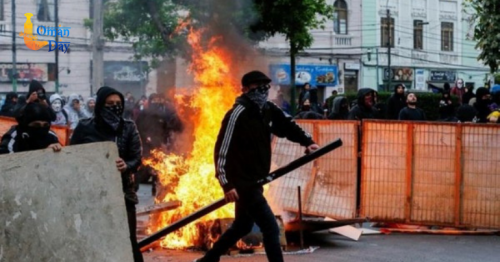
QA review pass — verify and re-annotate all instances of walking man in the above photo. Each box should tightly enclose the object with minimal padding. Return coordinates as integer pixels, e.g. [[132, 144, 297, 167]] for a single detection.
[[194, 71, 319, 262]]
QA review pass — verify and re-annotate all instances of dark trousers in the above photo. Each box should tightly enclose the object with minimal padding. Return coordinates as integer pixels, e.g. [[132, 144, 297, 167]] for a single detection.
[[202, 186, 283, 262], [126, 201, 144, 262]]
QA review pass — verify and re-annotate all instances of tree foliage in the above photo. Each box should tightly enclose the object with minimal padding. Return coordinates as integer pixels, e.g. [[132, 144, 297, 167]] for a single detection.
[[466, 0, 500, 72], [90, 0, 334, 66]]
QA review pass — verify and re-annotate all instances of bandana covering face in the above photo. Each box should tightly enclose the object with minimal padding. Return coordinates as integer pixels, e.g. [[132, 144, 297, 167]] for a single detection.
[[101, 106, 122, 131], [245, 84, 270, 109]]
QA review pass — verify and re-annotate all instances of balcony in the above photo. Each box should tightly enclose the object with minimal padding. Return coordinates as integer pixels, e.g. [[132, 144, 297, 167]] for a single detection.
[[440, 53, 459, 64], [333, 35, 352, 46]]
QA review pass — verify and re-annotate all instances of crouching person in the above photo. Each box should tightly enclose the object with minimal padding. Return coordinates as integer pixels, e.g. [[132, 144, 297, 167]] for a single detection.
[[0, 102, 62, 154], [70, 86, 143, 262]]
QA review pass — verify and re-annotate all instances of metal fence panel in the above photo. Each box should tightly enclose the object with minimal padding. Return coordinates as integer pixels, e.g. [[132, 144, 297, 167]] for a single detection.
[[461, 125, 500, 228], [303, 121, 358, 219], [412, 124, 457, 224], [361, 121, 408, 221]]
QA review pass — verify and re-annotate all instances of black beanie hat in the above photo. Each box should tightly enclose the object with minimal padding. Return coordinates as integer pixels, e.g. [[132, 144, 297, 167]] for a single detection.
[[241, 70, 271, 87], [17, 102, 52, 126]]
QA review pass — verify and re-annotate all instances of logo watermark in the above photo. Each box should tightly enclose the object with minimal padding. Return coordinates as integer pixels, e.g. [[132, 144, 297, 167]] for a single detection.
[[19, 13, 71, 53]]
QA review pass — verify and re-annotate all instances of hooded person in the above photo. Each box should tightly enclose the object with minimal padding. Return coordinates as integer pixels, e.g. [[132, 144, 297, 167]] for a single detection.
[[473, 87, 492, 123], [63, 93, 87, 130], [294, 99, 325, 119], [0, 102, 61, 154], [82, 96, 96, 118], [348, 88, 378, 120], [328, 96, 350, 120], [451, 78, 466, 104], [456, 104, 477, 123], [438, 90, 455, 121], [70, 86, 143, 262], [462, 86, 475, 105], [15, 80, 56, 122], [386, 84, 406, 119], [50, 94, 69, 126], [0, 92, 18, 117]]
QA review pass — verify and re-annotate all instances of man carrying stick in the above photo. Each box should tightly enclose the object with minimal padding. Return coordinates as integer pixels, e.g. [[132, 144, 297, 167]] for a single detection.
[[194, 71, 319, 262]]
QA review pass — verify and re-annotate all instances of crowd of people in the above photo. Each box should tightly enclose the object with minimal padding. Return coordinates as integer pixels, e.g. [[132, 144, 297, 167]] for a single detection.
[[0, 80, 184, 262], [279, 81, 500, 124]]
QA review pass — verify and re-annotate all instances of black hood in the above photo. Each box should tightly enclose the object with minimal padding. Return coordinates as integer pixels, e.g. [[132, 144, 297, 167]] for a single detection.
[[17, 102, 52, 126], [357, 88, 374, 107], [28, 80, 46, 96], [475, 87, 490, 101], [393, 84, 405, 96], [5, 92, 18, 104], [95, 86, 125, 120], [332, 96, 347, 114]]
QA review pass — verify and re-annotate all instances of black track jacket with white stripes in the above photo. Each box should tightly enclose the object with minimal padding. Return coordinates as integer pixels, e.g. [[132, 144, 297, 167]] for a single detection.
[[214, 95, 315, 192], [0, 126, 59, 154]]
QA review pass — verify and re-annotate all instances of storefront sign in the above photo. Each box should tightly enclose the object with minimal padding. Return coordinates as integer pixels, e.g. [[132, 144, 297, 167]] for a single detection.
[[269, 64, 339, 87], [383, 68, 414, 81], [0, 63, 50, 82], [430, 70, 456, 82], [104, 61, 148, 83]]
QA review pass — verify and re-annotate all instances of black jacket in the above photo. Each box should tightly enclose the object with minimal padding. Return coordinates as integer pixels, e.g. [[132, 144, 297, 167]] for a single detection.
[[386, 89, 406, 120], [348, 88, 378, 120], [70, 87, 142, 204], [0, 93, 18, 117], [0, 125, 59, 154], [215, 95, 315, 192]]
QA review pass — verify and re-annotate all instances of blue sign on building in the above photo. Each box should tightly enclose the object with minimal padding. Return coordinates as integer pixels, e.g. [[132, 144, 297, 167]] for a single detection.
[[269, 64, 339, 87]]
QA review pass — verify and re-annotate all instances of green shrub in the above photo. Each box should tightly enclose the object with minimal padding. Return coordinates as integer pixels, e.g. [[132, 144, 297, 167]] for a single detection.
[[342, 91, 460, 121]]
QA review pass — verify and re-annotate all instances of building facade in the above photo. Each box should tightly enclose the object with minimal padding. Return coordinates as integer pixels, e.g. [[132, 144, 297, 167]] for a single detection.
[[0, 0, 156, 99], [258, 0, 363, 101], [361, 0, 489, 92]]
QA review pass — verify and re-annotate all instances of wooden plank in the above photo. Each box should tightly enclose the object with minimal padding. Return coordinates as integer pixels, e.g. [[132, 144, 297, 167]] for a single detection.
[[136, 201, 182, 216]]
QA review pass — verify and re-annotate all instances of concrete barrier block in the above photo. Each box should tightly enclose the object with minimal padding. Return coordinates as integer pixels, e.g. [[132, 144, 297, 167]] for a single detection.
[[0, 142, 133, 262]]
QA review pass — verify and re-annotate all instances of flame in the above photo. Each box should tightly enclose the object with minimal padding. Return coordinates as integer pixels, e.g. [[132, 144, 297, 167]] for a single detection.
[[144, 26, 241, 248]]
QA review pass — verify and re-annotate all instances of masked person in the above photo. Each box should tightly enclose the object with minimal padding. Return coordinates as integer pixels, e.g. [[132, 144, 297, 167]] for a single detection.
[[194, 71, 319, 262], [0, 92, 18, 117], [328, 96, 350, 120], [451, 78, 466, 104], [82, 97, 96, 118], [63, 94, 87, 131], [473, 87, 492, 123], [0, 102, 62, 154], [70, 86, 143, 262], [348, 88, 378, 120], [50, 94, 69, 127], [15, 80, 56, 122]]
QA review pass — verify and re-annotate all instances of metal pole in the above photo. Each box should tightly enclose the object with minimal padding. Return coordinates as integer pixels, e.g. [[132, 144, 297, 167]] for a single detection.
[[138, 139, 343, 250], [290, 48, 297, 116], [55, 0, 59, 93], [387, 9, 392, 92], [298, 186, 304, 249], [376, 48, 379, 89], [11, 0, 17, 92], [92, 0, 104, 96]]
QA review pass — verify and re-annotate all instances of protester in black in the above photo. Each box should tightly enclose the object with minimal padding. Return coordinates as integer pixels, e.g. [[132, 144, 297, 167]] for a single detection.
[[473, 87, 492, 123], [438, 90, 455, 121], [399, 93, 426, 121], [0, 92, 18, 117], [0, 103, 61, 154], [348, 88, 378, 120], [386, 84, 406, 119], [70, 86, 143, 262], [328, 96, 349, 120], [194, 71, 319, 262]]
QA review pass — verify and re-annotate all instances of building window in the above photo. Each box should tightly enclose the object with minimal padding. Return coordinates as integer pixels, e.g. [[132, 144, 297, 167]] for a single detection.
[[441, 22, 454, 51], [0, 0, 4, 21], [381, 17, 395, 48], [333, 0, 348, 35], [414, 20, 423, 50], [37, 0, 55, 22]]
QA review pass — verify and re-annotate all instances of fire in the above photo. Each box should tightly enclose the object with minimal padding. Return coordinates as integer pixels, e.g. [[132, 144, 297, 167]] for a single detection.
[[144, 26, 241, 248]]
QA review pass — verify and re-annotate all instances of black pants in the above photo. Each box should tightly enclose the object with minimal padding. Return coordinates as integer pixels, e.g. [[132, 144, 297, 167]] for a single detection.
[[126, 201, 144, 262], [202, 186, 283, 262]]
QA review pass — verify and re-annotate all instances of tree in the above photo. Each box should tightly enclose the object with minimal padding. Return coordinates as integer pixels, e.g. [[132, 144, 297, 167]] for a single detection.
[[251, 0, 334, 113], [465, 0, 500, 73]]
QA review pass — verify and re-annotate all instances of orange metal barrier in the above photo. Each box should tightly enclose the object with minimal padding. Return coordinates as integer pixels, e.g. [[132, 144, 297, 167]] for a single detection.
[[267, 120, 359, 219], [360, 120, 500, 229], [0, 116, 70, 146]]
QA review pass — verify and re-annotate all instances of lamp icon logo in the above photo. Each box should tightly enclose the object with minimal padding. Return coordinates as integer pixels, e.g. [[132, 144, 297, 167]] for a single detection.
[[19, 13, 71, 53]]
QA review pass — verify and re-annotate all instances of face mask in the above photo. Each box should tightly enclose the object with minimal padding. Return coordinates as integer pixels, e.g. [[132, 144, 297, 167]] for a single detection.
[[246, 84, 270, 108], [25, 126, 50, 141], [457, 82, 464, 89], [101, 106, 122, 131], [51, 100, 62, 112], [302, 105, 311, 111]]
